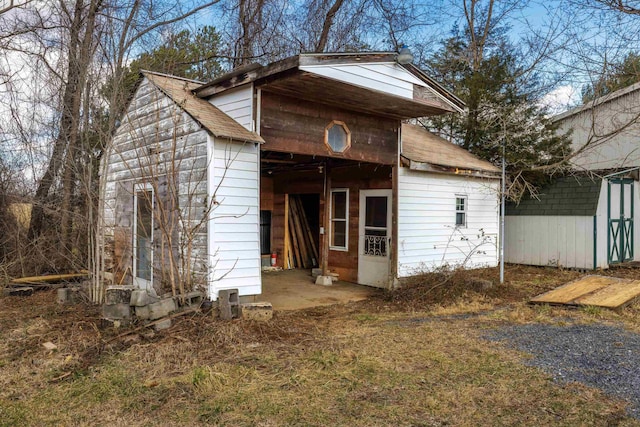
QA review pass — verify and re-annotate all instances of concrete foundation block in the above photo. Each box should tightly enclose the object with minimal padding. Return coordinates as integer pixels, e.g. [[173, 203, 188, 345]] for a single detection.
[[130, 289, 151, 307], [105, 286, 135, 305], [240, 302, 273, 321], [3, 287, 34, 297], [154, 318, 172, 331], [315, 275, 333, 286], [102, 303, 131, 320], [135, 305, 151, 320], [57, 288, 69, 304], [148, 298, 177, 321], [218, 289, 239, 320]]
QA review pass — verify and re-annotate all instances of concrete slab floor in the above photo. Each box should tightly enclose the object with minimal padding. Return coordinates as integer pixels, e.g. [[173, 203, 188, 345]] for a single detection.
[[259, 269, 379, 311]]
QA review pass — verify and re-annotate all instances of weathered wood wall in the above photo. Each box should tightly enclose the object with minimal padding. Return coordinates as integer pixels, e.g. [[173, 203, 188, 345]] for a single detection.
[[266, 164, 392, 283], [102, 78, 209, 293], [260, 92, 399, 165]]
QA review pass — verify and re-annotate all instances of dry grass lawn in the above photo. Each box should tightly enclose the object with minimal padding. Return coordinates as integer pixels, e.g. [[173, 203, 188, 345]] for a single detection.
[[2, 265, 640, 426]]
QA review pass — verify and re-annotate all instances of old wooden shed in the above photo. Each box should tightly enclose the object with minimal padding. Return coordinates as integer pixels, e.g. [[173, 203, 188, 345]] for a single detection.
[[101, 52, 500, 300]]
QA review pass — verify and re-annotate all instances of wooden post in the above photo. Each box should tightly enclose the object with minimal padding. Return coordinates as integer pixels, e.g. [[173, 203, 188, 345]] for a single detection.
[[284, 194, 290, 269], [321, 163, 331, 277], [390, 164, 399, 288]]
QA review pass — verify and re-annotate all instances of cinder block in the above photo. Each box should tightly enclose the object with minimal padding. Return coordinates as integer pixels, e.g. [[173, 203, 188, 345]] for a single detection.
[[148, 298, 176, 320], [105, 286, 135, 305], [154, 318, 172, 331], [102, 303, 131, 320], [57, 288, 69, 304], [130, 289, 150, 307], [3, 287, 34, 297], [183, 291, 204, 307], [315, 275, 333, 286], [218, 289, 239, 320], [240, 302, 273, 321]]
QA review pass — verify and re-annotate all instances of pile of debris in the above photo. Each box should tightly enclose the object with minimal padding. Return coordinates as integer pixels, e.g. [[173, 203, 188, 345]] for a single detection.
[[101, 286, 273, 329], [101, 286, 203, 330], [3, 272, 89, 297]]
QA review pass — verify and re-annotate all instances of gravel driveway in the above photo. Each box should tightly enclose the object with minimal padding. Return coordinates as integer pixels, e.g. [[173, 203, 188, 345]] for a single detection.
[[486, 323, 640, 419]]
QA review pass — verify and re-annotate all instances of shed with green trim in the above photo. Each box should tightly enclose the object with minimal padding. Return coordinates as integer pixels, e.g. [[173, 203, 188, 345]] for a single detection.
[[505, 172, 638, 269]]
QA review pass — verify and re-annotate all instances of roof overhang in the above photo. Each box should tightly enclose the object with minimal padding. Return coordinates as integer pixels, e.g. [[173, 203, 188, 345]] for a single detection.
[[401, 156, 501, 179], [143, 71, 264, 144], [194, 52, 465, 118], [258, 71, 457, 119]]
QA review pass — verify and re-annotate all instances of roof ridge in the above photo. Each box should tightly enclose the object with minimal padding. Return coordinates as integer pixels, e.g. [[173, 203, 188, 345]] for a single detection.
[[553, 80, 640, 122], [140, 70, 205, 85]]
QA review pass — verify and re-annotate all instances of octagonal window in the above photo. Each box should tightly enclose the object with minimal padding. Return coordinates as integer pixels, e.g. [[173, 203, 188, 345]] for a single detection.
[[325, 120, 351, 153]]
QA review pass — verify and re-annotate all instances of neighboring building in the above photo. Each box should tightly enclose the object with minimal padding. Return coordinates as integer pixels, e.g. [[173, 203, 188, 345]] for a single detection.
[[554, 82, 640, 171], [505, 83, 640, 269], [101, 52, 501, 300]]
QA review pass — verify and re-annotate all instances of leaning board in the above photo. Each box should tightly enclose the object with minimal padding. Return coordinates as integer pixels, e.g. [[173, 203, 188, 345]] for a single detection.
[[530, 275, 640, 309]]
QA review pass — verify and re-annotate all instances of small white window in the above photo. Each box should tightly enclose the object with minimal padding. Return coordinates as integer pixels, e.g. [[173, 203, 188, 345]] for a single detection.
[[330, 188, 349, 250], [455, 196, 467, 227]]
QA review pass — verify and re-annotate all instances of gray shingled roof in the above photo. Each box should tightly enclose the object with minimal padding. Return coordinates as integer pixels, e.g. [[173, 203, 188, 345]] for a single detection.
[[506, 176, 602, 216]]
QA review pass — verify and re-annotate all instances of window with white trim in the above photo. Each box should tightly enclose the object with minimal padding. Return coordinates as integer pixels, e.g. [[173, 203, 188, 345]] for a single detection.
[[330, 189, 349, 250], [455, 196, 467, 227]]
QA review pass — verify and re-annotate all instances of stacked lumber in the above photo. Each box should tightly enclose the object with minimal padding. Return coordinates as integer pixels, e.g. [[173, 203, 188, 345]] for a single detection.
[[284, 195, 319, 269]]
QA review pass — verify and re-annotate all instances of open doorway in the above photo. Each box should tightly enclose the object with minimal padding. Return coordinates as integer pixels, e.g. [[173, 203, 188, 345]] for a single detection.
[[285, 193, 320, 269]]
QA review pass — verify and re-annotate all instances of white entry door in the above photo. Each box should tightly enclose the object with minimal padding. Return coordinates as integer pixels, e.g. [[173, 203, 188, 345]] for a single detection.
[[358, 189, 392, 288], [133, 185, 154, 290]]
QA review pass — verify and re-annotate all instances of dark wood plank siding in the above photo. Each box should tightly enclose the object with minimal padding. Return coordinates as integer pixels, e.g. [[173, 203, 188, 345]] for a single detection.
[[260, 92, 399, 165], [265, 164, 392, 283]]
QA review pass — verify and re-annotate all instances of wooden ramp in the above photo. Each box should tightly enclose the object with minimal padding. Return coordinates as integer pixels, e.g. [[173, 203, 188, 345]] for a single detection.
[[530, 275, 640, 309]]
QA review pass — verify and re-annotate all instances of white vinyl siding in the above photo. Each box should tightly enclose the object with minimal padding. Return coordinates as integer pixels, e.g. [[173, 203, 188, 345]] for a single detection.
[[208, 136, 261, 298], [397, 168, 499, 276], [208, 85, 254, 131], [504, 179, 640, 270], [300, 62, 431, 100], [455, 195, 467, 227], [555, 86, 640, 171], [505, 216, 596, 269]]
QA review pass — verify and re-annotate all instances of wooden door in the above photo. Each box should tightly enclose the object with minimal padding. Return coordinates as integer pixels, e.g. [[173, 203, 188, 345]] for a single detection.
[[608, 179, 634, 264], [358, 189, 392, 288]]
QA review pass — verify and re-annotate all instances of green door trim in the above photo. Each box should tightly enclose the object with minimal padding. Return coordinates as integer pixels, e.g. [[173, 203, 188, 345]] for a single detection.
[[608, 178, 635, 264]]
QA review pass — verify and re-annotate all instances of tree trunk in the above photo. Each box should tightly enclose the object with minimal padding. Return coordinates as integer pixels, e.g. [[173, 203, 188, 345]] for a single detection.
[[315, 0, 345, 53]]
